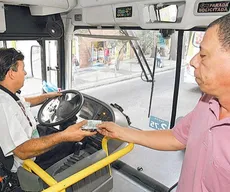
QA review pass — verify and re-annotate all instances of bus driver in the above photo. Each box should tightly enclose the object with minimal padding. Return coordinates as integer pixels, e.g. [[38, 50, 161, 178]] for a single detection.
[[0, 48, 96, 172]]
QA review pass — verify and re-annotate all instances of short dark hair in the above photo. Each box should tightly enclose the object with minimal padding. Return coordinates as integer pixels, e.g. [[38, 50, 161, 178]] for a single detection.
[[0, 48, 24, 81], [208, 13, 230, 50]]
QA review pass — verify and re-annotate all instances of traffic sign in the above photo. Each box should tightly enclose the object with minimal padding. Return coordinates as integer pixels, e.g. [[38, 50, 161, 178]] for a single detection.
[[149, 116, 169, 130]]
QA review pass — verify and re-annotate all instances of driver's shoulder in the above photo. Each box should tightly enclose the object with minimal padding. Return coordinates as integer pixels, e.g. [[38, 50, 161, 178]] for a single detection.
[[0, 93, 13, 105]]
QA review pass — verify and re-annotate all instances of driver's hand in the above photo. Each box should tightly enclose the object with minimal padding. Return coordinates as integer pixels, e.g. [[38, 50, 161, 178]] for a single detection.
[[45, 92, 62, 99], [62, 120, 96, 142], [97, 122, 124, 139]]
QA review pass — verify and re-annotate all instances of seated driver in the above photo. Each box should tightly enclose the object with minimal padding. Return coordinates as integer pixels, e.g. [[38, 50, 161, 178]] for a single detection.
[[0, 48, 96, 172]]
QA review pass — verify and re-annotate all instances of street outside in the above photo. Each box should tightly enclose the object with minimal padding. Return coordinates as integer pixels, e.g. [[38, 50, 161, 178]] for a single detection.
[[71, 57, 177, 90], [82, 68, 201, 131]]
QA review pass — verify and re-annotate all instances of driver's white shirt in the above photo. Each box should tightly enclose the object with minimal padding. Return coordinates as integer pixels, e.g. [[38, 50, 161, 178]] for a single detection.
[[0, 89, 38, 172]]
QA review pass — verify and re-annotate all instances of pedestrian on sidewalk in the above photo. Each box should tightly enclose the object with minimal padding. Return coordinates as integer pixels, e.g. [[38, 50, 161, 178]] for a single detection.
[[156, 49, 163, 68], [104, 47, 110, 64]]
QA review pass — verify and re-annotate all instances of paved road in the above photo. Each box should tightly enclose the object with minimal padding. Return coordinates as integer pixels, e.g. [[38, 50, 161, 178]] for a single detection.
[[83, 68, 201, 129]]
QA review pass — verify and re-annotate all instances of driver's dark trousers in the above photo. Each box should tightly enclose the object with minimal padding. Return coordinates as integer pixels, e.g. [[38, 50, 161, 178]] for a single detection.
[[34, 124, 76, 170]]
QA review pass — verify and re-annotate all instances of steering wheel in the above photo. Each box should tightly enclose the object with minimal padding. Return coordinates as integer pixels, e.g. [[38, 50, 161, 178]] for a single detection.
[[37, 90, 84, 126]]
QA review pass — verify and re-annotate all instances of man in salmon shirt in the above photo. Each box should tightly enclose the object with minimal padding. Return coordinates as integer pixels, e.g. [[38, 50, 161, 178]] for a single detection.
[[98, 13, 230, 192]]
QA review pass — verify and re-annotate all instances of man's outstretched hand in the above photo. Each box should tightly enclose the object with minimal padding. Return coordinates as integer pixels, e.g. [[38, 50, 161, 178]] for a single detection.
[[63, 120, 97, 142], [97, 122, 124, 139]]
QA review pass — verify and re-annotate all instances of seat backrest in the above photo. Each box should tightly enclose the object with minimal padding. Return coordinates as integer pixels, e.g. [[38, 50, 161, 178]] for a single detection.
[[0, 148, 22, 192], [0, 148, 14, 171]]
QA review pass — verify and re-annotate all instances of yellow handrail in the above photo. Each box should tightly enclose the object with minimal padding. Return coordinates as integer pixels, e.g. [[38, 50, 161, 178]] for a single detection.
[[23, 160, 65, 192], [23, 137, 134, 192]]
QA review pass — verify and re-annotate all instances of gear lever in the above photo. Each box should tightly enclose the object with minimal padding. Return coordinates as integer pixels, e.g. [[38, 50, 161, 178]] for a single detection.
[[74, 142, 83, 156]]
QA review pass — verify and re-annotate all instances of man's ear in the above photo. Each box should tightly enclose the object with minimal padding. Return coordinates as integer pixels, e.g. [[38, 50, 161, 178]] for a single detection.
[[6, 69, 16, 80]]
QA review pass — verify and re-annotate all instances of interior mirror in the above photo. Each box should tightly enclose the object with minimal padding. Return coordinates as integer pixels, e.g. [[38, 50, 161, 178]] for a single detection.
[[158, 5, 178, 22], [143, 2, 185, 24]]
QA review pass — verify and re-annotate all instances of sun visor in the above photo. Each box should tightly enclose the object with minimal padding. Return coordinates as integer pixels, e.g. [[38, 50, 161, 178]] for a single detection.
[[82, 5, 116, 25], [0, 3, 6, 33]]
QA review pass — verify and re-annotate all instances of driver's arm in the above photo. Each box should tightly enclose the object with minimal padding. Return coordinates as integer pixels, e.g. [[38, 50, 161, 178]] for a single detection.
[[13, 121, 96, 160], [13, 131, 66, 159], [25, 92, 61, 107]]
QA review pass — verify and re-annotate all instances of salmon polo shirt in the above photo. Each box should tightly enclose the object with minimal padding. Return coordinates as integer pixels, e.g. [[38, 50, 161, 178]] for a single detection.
[[172, 94, 230, 192]]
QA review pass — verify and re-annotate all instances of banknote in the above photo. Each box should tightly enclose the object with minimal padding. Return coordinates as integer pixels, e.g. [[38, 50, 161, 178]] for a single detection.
[[82, 120, 102, 131]]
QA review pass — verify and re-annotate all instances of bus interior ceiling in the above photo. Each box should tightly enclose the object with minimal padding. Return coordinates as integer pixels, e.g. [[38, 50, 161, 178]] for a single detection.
[[0, 0, 228, 192]]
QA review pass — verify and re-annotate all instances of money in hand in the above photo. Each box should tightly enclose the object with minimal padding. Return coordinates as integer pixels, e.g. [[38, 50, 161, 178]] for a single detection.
[[82, 120, 102, 131]]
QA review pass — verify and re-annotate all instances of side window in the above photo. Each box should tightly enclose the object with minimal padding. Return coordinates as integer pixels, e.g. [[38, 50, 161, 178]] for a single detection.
[[4, 40, 43, 96], [3, 40, 59, 97]]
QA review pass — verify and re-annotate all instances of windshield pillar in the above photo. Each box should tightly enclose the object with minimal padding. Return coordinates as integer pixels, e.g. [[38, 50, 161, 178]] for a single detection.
[[170, 30, 184, 128]]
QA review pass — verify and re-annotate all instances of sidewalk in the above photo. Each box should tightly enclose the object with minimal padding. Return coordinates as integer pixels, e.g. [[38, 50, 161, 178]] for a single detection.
[[21, 57, 183, 96], [72, 57, 179, 91]]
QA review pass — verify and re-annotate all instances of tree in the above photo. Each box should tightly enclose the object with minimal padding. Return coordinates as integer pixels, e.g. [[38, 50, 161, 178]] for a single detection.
[[134, 30, 156, 56], [169, 31, 178, 60]]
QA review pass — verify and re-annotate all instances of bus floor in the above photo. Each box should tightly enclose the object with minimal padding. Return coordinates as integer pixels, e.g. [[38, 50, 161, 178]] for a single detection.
[[112, 145, 184, 192]]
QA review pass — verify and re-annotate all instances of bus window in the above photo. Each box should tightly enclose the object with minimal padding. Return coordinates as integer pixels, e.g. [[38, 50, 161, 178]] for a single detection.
[[2, 40, 44, 96], [0, 40, 59, 96]]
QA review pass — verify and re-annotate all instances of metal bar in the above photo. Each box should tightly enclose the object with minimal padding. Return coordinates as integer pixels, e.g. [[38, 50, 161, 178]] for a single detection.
[[38, 40, 47, 85], [42, 140, 133, 192], [136, 43, 153, 80], [57, 36, 65, 89], [124, 30, 153, 81], [30, 46, 34, 78], [23, 137, 133, 192], [23, 160, 65, 192], [74, 33, 139, 40], [148, 46, 157, 117], [167, 182, 178, 192], [129, 39, 150, 81], [123, 30, 150, 81], [170, 30, 184, 128]]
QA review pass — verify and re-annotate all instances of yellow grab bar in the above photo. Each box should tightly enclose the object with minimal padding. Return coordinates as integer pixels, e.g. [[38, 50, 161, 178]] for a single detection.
[[23, 160, 65, 192], [23, 137, 134, 192]]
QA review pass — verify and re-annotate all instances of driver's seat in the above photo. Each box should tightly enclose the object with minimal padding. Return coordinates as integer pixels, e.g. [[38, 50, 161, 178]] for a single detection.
[[0, 148, 13, 171], [0, 148, 22, 192]]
